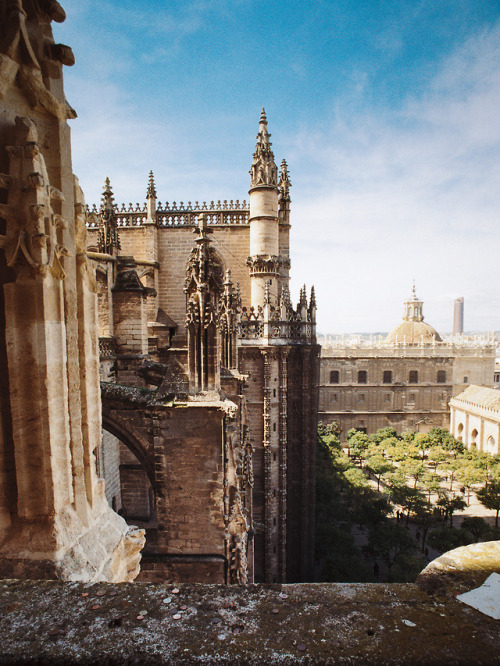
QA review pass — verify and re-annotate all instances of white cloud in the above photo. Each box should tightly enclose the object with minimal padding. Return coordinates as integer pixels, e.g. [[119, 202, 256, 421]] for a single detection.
[[288, 23, 500, 333], [58, 6, 500, 335]]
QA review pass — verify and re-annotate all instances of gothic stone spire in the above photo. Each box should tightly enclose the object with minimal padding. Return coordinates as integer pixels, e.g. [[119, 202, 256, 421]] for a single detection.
[[146, 170, 157, 199], [97, 177, 120, 254], [249, 108, 278, 189], [278, 158, 291, 205]]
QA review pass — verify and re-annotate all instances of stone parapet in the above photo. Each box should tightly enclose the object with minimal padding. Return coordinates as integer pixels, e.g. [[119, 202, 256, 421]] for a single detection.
[[86, 202, 249, 229], [0, 577, 499, 663]]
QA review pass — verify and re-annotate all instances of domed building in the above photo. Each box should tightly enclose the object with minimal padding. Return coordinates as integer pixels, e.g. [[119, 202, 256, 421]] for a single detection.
[[319, 288, 495, 436], [386, 286, 442, 345]]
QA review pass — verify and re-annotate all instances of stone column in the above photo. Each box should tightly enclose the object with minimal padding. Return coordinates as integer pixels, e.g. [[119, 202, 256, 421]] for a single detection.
[[0, 3, 144, 580]]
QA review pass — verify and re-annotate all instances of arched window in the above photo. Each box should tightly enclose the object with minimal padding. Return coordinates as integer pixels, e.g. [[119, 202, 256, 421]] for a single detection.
[[471, 428, 478, 448], [486, 436, 496, 454], [330, 370, 339, 384], [457, 422, 464, 442]]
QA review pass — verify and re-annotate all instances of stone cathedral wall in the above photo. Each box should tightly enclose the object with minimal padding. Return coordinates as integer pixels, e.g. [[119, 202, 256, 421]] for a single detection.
[[88, 224, 252, 337]]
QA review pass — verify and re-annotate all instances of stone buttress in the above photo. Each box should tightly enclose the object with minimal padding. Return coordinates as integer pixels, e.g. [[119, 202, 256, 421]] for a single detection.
[[0, 0, 144, 581]]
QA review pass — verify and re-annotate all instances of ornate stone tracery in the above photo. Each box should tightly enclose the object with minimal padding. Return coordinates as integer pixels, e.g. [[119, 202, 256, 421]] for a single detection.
[[246, 254, 290, 277], [218, 270, 241, 370], [185, 213, 224, 391]]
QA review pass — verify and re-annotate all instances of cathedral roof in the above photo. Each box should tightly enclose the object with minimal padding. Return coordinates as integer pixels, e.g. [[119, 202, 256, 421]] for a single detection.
[[385, 286, 442, 345]]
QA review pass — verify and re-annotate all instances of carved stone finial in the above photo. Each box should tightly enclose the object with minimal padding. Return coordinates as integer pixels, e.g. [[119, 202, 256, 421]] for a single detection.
[[101, 177, 115, 212], [278, 158, 291, 205], [249, 109, 278, 189], [310, 285, 316, 309], [280, 283, 291, 308], [264, 280, 271, 306], [146, 170, 157, 199], [300, 284, 308, 308], [97, 178, 120, 254]]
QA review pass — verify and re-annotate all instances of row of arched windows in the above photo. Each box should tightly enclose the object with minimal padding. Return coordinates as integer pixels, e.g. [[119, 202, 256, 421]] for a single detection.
[[456, 423, 497, 453]]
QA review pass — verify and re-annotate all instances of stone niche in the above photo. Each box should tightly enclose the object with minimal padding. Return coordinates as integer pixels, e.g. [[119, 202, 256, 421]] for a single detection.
[[0, 1, 144, 581]]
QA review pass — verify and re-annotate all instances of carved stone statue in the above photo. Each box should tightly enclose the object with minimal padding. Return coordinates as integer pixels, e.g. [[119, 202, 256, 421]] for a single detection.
[[0, 0, 75, 118]]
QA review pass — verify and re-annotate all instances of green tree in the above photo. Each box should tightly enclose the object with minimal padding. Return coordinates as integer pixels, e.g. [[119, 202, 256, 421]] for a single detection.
[[421, 471, 442, 503], [414, 505, 440, 552], [319, 420, 341, 437], [441, 433, 465, 457], [428, 526, 473, 553], [389, 440, 417, 462], [402, 430, 416, 444], [319, 529, 372, 582], [400, 459, 426, 489], [456, 464, 486, 505], [349, 432, 370, 463], [463, 448, 492, 471], [370, 426, 398, 444], [389, 483, 426, 526], [429, 427, 451, 446], [378, 436, 400, 458], [383, 468, 406, 492], [427, 445, 449, 471], [414, 433, 431, 461], [365, 454, 393, 491], [442, 458, 463, 493], [352, 493, 391, 529], [343, 467, 369, 489], [477, 480, 500, 527], [318, 421, 342, 457], [461, 516, 490, 543], [366, 523, 417, 569], [436, 493, 467, 527]]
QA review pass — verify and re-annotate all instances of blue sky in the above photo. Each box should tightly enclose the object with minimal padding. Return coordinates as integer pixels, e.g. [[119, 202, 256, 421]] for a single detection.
[[56, 0, 500, 334]]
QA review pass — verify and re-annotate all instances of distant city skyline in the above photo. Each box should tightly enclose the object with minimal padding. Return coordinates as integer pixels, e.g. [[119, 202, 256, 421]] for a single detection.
[[56, 1, 500, 333]]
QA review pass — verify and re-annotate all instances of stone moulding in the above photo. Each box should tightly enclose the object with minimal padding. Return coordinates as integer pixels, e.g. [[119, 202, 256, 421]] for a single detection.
[[246, 254, 291, 277]]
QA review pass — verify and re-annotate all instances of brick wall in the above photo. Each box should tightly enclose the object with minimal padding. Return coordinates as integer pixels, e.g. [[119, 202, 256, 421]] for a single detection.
[[156, 226, 251, 335], [154, 407, 226, 554]]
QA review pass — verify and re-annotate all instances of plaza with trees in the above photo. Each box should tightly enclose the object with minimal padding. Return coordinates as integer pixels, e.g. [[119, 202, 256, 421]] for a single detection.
[[315, 423, 500, 583]]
